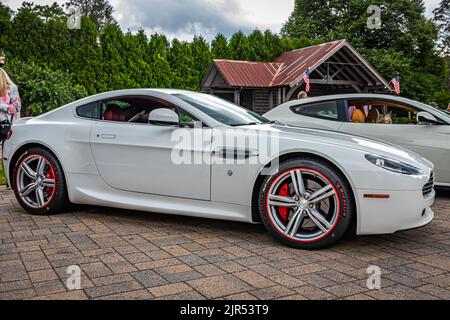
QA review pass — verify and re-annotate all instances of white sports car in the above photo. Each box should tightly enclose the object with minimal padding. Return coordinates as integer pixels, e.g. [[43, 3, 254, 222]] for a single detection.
[[2, 89, 435, 249]]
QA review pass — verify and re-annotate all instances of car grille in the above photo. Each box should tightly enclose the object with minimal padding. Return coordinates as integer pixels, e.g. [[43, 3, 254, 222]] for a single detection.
[[422, 172, 434, 198]]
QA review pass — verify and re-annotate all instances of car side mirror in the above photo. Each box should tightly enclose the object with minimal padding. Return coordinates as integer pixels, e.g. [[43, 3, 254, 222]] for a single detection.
[[149, 108, 180, 126], [417, 111, 442, 125]]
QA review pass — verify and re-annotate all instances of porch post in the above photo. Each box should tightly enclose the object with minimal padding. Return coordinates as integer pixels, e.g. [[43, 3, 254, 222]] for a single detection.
[[277, 88, 282, 106], [234, 90, 240, 105]]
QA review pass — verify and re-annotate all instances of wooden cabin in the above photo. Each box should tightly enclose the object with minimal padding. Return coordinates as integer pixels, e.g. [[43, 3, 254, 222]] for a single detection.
[[201, 40, 393, 114]]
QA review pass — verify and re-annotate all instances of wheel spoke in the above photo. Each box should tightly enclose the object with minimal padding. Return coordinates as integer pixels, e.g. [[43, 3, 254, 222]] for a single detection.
[[20, 182, 38, 197], [36, 187, 45, 207], [285, 209, 305, 237], [21, 162, 36, 179], [290, 170, 305, 197], [309, 185, 334, 203], [307, 208, 332, 233], [290, 211, 306, 237], [42, 179, 55, 188], [36, 158, 46, 175], [268, 194, 297, 208]]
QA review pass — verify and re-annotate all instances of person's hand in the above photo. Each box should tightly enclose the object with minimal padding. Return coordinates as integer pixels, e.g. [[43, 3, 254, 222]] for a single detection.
[[7, 104, 16, 115]]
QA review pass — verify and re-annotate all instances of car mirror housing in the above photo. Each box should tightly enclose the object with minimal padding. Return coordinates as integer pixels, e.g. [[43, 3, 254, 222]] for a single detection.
[[417, 111, 442, 125], [149, 108, 180, 126]]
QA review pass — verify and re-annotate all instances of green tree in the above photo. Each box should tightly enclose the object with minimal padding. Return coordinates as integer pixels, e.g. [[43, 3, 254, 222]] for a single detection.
[[211, 33, 231, 59], [147, 34, 172, 88], [169, 39, 196, 90], [0, 3, 12, 51], [263, 30, 284, 60], [248, 29, 267, 61], [99, 23, 132, 90], [282, 0, 450, 107], [434, 0, 450, 55], [69, 16, 107, 94], [65, 0, 115, 30], [190, 36, 212, 89], [229, 31, 253, 60]]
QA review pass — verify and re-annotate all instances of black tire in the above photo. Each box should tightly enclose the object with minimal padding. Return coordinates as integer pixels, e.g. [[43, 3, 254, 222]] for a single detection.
[[12, 147, 69, 215], [258, 158, 354, 250]]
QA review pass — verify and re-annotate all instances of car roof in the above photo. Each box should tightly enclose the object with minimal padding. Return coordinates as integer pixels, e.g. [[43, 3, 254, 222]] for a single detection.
[[275, 93, 450, 122], [291, 93, 415, 105], [150, 89, 195, 95]]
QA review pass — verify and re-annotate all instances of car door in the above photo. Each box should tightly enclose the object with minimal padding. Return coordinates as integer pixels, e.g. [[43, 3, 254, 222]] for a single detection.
[[340, 98, 450, 184], [89, 95, 213, 201], [283, 99, 346, 130]]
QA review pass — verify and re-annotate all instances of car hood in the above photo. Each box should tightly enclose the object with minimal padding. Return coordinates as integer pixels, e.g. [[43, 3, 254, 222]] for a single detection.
[[242, 124, 433, 169]]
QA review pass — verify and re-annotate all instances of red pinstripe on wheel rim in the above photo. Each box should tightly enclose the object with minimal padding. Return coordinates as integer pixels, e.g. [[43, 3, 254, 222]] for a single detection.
[[15, 154, 57, 209], [265, 167, 341, 243]]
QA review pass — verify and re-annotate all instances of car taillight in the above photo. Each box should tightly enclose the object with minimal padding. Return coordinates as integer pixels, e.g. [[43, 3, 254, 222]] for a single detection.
[[6, 129, 12, 140]]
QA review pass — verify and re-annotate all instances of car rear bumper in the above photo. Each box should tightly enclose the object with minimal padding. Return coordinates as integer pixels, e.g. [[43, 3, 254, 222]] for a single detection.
[[356, 189, 435, 235]]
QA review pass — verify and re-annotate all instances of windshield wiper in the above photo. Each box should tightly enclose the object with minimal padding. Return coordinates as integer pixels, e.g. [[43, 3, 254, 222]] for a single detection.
[[230, 122, 259, 127]]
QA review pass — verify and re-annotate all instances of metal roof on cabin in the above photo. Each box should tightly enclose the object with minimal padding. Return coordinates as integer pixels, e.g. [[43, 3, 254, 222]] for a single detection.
[[272, 40, 344, 86], [213, 60, 283, 88], [211, 40, 346, 88]]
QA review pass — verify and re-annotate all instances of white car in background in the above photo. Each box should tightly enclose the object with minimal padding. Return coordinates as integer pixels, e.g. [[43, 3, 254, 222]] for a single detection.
[[2, 90, 435, 249], [265, 94, 450, 187]]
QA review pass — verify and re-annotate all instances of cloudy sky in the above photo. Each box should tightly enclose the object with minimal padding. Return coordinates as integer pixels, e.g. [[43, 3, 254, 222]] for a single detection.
[[2, 0, 443, 40]]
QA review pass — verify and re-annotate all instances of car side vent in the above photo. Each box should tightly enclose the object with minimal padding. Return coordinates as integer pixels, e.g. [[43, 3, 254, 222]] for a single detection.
[[422, 172, 434, 198]]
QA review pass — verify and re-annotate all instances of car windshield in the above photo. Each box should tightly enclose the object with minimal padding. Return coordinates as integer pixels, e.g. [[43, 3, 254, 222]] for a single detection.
[[414, 100, 450, 119], [174, 93, 270, 126]]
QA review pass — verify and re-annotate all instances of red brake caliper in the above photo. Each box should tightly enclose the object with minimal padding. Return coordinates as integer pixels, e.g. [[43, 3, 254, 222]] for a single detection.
[[46, 166, 55, 196], [278, 184, 290, 222]]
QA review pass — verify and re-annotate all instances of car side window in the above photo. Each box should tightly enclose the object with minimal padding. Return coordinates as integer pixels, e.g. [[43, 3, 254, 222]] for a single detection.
[[76, 102, 100, 119], [99, 96, 201, 126], [388, 105, 418, 124], [291, 101, 339, 121], [346, 100, 418, 125]]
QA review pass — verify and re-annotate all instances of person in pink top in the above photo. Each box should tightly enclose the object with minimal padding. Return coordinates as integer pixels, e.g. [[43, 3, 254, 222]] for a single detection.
[[0, 68, 21, 122]]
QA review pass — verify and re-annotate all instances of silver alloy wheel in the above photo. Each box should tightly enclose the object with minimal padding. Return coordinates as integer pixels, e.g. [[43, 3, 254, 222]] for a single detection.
[[16, 154, 56, 209], [267, 168, 340, 242]]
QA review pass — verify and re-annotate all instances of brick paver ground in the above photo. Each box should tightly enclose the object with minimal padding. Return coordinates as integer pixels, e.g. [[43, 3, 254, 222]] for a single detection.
[[0, 185, 449, 300]]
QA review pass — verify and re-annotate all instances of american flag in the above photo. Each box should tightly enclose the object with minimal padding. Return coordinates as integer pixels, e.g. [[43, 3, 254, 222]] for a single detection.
[[303, 67, 311, 93], [390, 77, 401, 95]]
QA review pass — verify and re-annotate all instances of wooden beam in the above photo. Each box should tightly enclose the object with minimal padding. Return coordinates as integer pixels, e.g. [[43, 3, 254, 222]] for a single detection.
[[310, 79, 360, 85], [330, 66, 345, 80], [335, 49, 375, 85], [351, 85, 362, 93]]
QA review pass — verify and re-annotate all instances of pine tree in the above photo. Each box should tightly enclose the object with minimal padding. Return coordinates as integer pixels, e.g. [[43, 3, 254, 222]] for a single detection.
[[0, 3, 12, 53], [211, 33, 231, 59], [190, 36, 212, 89], [229, 31, 253, 61], [434, 0, 450, 55], [169, 39, 196, 90], [147, 34, 172, 88], [248, 29, 267, 61], [65, 0, 115, 31]]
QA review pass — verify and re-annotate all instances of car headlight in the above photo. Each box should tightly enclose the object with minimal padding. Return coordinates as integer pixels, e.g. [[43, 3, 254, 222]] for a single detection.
[[365, 154, 423, 175]]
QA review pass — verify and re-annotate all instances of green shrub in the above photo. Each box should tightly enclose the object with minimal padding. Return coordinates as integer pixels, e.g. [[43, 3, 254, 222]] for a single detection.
[[5, 60, 88, 116]]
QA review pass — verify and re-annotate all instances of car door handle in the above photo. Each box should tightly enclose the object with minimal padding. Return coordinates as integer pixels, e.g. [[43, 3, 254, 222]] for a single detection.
[[100, 134, 117, 140]]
